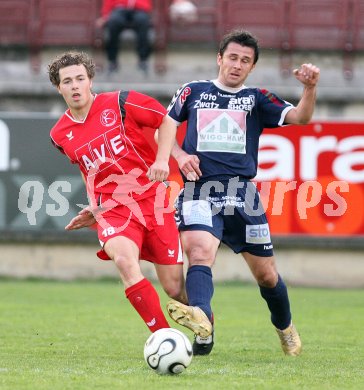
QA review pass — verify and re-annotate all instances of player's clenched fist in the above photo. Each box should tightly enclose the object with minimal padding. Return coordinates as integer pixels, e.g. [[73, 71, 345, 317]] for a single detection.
[[293, 63, 320, 87]]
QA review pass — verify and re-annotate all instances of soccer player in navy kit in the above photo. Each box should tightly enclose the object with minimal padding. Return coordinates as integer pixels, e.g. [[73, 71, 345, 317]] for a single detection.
[[48, 51, 187, 334], [165, 30, 320, 356]]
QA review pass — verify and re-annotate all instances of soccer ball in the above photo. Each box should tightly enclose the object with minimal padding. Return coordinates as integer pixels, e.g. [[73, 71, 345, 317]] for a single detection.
[[144, 328, 193, 375]]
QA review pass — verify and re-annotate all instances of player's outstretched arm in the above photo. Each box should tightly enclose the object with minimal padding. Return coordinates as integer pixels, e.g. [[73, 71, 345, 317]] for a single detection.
[[285, 63, 320, 125], [154, 123, 202, 181], [65, 206, 96, 230], [147, 115, 177, 182]]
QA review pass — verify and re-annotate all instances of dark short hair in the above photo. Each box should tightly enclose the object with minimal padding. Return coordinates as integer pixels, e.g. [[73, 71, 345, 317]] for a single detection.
[[219, 29, 259, 64], [48, 51, 95, 86]]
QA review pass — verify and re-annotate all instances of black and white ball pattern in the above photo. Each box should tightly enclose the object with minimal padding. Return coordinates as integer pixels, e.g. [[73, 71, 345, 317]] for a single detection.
[[144, 328, 193, 375]]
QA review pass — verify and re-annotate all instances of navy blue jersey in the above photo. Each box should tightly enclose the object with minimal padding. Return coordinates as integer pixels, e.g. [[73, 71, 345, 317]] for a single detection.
[[167, 79, 293, 181]]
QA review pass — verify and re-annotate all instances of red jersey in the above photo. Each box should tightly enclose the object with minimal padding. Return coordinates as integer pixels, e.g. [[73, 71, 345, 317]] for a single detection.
[[101, 0, 152, 18], [50, 90, 166, 207]]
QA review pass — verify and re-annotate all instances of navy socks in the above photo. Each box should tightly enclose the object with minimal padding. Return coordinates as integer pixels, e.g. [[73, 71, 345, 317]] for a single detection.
[[259, 274, 292, 330], [186, 265, 214, 321], [186, 267, 291, 330]]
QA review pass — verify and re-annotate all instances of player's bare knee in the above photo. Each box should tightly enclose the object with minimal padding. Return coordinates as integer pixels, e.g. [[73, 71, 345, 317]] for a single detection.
[[113, 255, 136, 273], [255, 269, 278, 288], [186, 245, 214, 266]]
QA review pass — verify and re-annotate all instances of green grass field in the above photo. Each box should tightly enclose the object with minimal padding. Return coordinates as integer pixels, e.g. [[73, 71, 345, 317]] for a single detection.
[[0, 279, 363, 390]]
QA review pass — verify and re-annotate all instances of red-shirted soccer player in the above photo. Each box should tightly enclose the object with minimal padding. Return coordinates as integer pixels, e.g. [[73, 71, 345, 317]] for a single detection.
[[48, 51, 187, 333]]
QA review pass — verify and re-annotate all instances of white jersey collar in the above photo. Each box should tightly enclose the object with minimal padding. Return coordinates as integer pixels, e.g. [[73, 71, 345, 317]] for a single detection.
[[212, 79, 247, 93]]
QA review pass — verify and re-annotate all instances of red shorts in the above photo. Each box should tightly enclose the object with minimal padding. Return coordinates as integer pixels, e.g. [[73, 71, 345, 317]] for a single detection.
[[95, 194, 183, 265]]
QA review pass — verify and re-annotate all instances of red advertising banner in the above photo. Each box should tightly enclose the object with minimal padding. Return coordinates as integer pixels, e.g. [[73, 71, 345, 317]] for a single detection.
[[255, 122, 364, 236], [167, 122, 364, 237], [144, 122, 364, 237]]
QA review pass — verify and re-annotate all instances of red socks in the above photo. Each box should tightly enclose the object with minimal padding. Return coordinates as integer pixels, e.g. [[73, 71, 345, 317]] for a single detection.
[[125, 278, 170, 332]]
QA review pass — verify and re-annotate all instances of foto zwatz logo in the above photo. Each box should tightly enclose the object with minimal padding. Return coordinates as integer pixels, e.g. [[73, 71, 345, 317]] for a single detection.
[[100, 109, 117, 127]]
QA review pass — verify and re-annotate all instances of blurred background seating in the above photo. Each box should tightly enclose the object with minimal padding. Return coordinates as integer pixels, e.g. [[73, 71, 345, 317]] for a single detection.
[[0, 0, 36, 48], [31, 0, 103, 71], [0, 0, 362, 77]]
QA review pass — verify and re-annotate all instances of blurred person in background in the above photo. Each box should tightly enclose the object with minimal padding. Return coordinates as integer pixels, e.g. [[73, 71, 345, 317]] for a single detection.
[[164, 29, 320, 356], [96, 0, 153, 74], [47, 51, 187, 334]]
